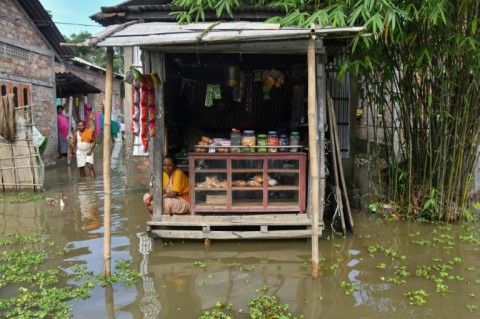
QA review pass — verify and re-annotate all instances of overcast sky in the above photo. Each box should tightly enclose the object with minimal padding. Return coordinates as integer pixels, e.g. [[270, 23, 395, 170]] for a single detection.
[[39, 0, 121, 37]]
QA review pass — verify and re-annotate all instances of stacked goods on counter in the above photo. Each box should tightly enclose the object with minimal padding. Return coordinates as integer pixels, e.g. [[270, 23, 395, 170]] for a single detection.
[[195, 176, 227, 188], [195, 136, 213, 152], [195, 136, 230, 152], [233, 175, 279, 187], [192, 130, 301, 153]]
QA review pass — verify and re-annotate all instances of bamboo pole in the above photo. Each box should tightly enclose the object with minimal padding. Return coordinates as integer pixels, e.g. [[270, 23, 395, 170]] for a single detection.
[[328, 96, 354, 232], [327, 99, 346, 235], [67, 97, 74, 165], [307, 36, 320, 279], [103, 47, 114, 277]]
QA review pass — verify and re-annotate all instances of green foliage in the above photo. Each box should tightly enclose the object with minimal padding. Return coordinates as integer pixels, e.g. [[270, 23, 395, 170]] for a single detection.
[[0, 191, 43, 204], [198, 294, 298, 319], [405, 290, 430, 306], [248, 295, 293, 319], [0, 233, 140, 318], [170, 0, 480, 221], [64, 32, 124, 74]]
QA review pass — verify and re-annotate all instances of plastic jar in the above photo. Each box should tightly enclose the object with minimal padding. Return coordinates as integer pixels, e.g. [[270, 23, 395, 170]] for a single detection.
[[279, 134, 289, 152], [267, 131, 279, 152], [257, 134, 267, 152], [290, 131, 300, 152], [230, 128, 241, 153], [241, 130, 256, 152]]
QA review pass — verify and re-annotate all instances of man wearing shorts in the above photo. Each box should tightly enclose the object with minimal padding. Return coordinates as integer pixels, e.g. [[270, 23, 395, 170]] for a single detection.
[[69, 120, 96, 179]]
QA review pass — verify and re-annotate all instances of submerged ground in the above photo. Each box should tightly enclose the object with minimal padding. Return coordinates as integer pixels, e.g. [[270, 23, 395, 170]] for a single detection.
[[1, 144, 479, 318]]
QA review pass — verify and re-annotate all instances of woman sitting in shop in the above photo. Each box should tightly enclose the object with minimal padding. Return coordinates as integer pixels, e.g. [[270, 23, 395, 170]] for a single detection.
[[143, 155, 190, 215]]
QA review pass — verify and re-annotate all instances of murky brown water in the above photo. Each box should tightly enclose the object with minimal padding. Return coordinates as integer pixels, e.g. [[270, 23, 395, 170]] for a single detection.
[[1, 143, 480, 318]]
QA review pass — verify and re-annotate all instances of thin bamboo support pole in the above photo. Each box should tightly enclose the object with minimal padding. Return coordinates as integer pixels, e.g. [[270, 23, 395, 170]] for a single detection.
[[0, 182, 42, 186], [328, 96, 354, 232], [327, 100, 346, 235], [67, 97, 74, 165], [103, 47, 114, 277], [307, 37, 320, 279]]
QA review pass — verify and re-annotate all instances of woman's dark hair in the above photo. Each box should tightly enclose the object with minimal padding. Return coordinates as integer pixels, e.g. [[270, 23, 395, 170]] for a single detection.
[[163, 154, 177, 166]]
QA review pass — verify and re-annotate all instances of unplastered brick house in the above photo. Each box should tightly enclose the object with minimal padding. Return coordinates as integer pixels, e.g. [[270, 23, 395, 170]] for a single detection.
[[0, 0, 123, 165]]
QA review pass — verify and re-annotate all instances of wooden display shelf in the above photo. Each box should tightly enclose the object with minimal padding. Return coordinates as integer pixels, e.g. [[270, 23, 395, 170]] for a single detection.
[[189, 153, 306, 214]]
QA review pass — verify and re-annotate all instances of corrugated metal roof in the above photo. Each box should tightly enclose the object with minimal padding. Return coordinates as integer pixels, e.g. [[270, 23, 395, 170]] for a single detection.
[[81, 21, 364, 53], [55, 72, 101, 98]]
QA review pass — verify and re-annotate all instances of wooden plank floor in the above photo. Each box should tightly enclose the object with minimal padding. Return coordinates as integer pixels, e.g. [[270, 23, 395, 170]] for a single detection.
[[147, 214, 324, 240]]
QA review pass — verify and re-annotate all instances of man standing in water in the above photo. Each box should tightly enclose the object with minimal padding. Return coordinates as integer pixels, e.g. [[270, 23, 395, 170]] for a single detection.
[[69, 120, 96, 179]]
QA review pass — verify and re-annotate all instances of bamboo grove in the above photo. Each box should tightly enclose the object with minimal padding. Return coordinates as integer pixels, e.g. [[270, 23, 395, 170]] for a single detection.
[[171, 0, 480, 221]]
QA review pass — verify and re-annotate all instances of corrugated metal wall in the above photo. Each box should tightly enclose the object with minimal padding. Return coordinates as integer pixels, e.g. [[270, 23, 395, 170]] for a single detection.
[[326, 57, 351, 159]]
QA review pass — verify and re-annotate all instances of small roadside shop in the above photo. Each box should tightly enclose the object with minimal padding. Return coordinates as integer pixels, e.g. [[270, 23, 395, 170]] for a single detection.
[[73, 21, 361, 244]]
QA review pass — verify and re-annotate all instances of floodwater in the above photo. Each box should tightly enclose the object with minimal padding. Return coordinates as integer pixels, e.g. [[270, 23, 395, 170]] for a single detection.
[[1, 142, 480, 319]]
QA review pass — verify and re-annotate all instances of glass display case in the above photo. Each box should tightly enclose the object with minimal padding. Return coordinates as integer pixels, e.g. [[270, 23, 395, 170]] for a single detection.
[[189, 153, 306, 214]]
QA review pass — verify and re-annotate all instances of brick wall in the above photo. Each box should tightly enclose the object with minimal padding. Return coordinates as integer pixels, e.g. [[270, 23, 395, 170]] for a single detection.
[[0, 0, 50, 50], [1, 0, 57, 164]]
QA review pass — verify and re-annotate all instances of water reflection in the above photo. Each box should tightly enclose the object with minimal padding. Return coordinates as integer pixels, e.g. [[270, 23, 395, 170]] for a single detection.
[[1, 145, 480, 319], [137, 232, 161, 318]]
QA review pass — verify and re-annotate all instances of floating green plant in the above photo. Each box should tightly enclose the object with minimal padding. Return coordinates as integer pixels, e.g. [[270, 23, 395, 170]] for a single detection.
[[0, 233, 140, 318], [256, 285, 270, 293], [240, 265, 255, 272], [194, 261, 207, 268], [340, 281, 359, 295], [467, 305, 479, 312], [393, 266, 410, 277], [405, 290, 430, 306]]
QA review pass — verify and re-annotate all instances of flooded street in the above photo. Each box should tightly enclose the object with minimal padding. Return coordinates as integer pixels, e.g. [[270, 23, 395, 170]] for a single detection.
[[1, 144, 480, 318]]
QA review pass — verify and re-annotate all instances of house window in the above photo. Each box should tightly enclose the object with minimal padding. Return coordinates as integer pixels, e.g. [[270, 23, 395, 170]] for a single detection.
[[0, 81, 31, 106], [23, 88, 28, 105], [12, 87, 18, 108]]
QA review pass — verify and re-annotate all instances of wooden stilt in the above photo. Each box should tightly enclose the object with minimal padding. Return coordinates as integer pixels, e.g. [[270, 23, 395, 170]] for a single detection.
[[307, 36, 320, 279], [103, 47, 114, 277]]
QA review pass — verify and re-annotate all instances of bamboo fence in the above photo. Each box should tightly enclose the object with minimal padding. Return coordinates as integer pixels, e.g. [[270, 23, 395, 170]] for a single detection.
[[0, 104, 44, 191]]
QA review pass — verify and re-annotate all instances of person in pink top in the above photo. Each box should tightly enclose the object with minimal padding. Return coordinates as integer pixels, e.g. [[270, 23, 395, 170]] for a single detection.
[[56, 105, 69, 159]]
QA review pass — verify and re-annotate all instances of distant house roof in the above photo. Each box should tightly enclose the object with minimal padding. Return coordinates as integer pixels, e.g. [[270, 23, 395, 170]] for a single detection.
[[55, 72, 101, 98], [70, 57, 124, 79], [17, 0, 74, 60]]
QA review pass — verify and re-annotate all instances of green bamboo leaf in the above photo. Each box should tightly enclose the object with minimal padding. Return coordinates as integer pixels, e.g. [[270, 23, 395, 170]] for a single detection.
[[348, 5, 363, 26], [338, 62, 350, 82], [472, 18, 478, 35], [351, 36, 359, 53], [468, 38, 476, 51]]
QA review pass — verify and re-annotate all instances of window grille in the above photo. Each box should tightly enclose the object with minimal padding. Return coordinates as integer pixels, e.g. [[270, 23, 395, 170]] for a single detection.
[[0, 42, 30, 62]]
